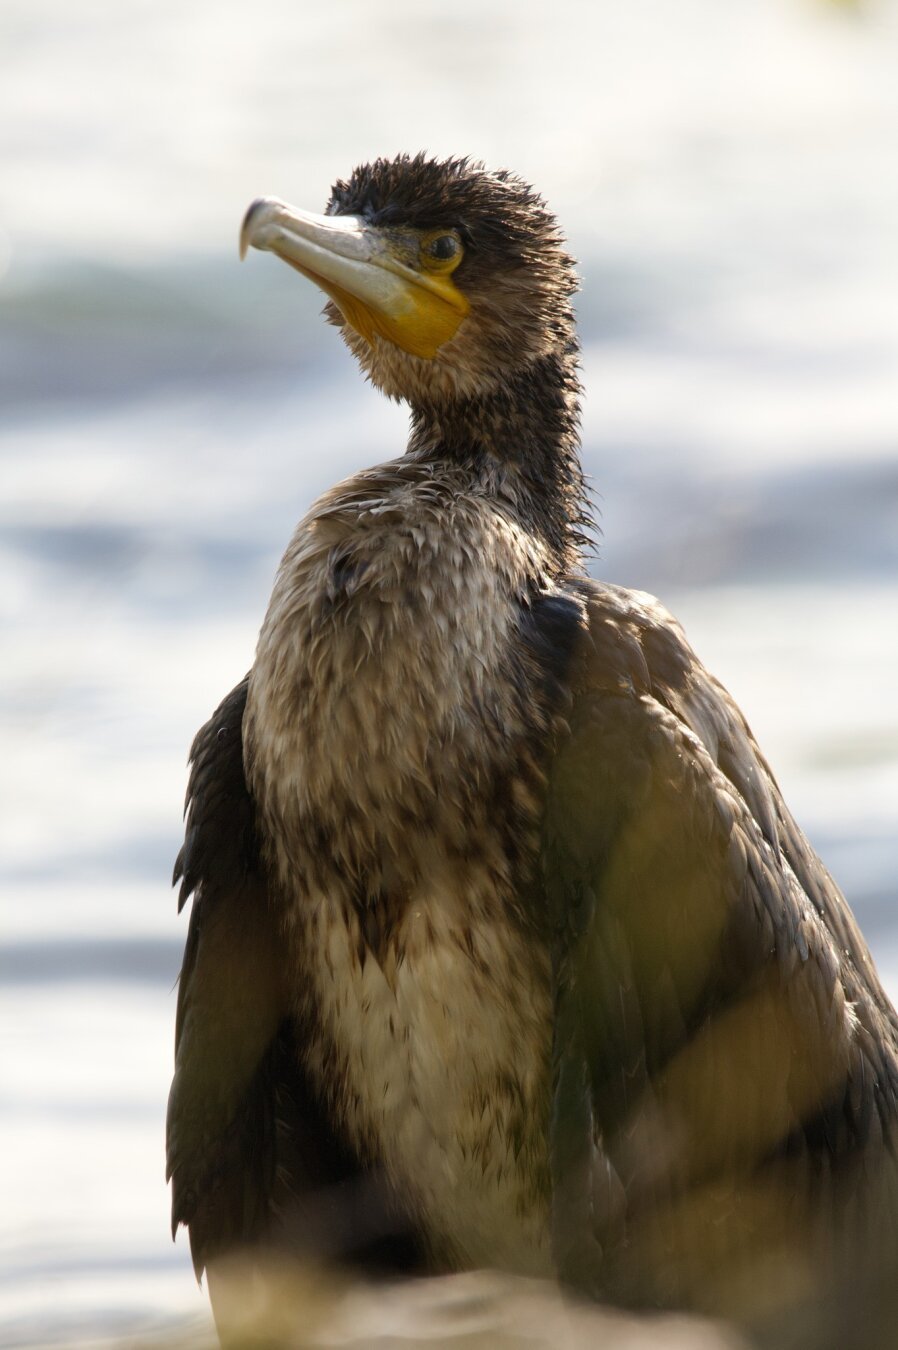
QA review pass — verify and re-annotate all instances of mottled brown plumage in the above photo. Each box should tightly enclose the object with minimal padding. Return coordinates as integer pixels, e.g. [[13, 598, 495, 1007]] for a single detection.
[[168, 155, 898, 1339]]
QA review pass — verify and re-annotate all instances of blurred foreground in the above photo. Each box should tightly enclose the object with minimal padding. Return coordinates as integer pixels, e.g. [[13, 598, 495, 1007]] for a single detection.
[[67, 1268, 746, 1350], [101, 1257, 898, 1350], [155, 1267, 747, 1350]]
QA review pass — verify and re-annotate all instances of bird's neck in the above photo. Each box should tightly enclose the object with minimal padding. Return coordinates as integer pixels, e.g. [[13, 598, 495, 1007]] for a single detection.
[[406, 349, 588, 574]]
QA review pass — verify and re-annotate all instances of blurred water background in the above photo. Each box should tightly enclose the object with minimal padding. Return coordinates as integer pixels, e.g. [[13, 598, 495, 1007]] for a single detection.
[[1, 0, 897, 1344]]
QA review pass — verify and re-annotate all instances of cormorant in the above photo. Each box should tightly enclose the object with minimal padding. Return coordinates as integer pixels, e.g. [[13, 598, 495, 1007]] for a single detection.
[[167, 154, 898, 1335]]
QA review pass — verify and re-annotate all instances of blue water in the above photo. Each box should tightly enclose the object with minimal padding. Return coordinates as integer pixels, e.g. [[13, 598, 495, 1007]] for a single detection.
[[2, 0, 897, 1342]]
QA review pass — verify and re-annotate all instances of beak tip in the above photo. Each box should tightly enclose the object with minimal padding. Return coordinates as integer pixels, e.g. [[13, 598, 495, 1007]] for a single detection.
[[239, 196, 276, 261]]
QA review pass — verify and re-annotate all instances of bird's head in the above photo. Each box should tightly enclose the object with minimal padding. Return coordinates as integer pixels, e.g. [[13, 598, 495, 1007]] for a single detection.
[[240, 154, 578, 407]]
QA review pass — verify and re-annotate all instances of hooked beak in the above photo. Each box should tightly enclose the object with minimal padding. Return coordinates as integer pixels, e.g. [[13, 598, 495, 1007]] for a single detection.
[[240, 197, 469, 360]]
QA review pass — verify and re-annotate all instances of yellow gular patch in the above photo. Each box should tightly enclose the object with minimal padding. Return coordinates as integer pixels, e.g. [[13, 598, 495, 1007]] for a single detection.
[[285, 260, 469, 360], [336, 272, 469, 360]]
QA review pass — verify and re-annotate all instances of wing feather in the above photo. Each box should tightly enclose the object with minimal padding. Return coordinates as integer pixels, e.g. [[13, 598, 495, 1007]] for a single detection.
[[543, 580, 898, 1313], [167, 678, 288, 1273]]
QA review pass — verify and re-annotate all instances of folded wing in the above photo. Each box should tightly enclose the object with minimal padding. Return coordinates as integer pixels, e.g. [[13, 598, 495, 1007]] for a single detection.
[[542, 581, 898, 1316]]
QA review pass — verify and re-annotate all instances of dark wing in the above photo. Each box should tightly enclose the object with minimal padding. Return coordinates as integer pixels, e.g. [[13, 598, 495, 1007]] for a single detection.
[[541, 580, 898, 1316], [168, 678, 415, 1286], [167, 677, 290, 1277]]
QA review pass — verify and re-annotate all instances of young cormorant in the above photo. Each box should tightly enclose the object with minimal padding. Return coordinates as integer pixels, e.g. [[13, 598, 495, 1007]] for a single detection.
[[167, 154, 898, 1330]]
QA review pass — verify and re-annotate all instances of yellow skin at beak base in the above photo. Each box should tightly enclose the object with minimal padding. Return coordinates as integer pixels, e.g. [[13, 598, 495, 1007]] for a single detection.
[[297, 261, 468, 361]]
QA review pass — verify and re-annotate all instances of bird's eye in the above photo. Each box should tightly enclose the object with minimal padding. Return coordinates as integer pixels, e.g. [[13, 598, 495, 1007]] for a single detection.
[[427, 235, 458, 260], [419, 230, 463, 272]]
